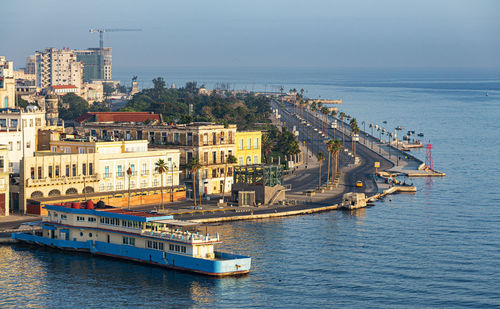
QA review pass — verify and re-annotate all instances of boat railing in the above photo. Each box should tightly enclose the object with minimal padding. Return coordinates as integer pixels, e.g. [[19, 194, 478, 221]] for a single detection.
[[140, 229, 219, 243]]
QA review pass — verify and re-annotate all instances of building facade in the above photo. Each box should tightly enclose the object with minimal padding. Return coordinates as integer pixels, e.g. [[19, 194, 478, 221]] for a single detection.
[[235, 131, 262, 166], [0, 106, 48, 173], [0, 56, 16, 109], [15, 144, 181, 213], [75, 48, 112, 82], [79, 122, 237, 196], [0, 145, 9, 216], [34, 48, 83, 89]]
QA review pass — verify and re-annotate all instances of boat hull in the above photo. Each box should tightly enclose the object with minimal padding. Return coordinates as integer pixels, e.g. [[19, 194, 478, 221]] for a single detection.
[[12, 232, 251, 277]]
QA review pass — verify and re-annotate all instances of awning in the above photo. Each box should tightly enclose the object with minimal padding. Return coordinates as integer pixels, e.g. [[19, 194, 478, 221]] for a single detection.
[[41, 224, 57, 230]]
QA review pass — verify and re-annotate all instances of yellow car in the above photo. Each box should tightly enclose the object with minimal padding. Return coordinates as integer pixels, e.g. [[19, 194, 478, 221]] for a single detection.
[[355, 181, 363, 187]]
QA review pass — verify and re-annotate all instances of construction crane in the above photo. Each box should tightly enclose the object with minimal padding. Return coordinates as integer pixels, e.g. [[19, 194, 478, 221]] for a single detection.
[[89, 28, 142, 50]]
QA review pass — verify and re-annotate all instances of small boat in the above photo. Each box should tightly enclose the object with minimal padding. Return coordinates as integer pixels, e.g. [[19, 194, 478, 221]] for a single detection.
[[383, 121, 387, 124], [396, 126, 403, 130], [418, 133, 424, 137], [486, 92, 488, 96]]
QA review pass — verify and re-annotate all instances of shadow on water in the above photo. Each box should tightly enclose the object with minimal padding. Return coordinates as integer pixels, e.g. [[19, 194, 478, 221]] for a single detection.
[[2, 244, 250, 308]]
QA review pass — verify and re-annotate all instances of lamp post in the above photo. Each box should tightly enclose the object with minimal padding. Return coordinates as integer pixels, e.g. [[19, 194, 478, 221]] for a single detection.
[[171, 162, 177, 202], [369, 123, 374, 149], [126, 166, 132, 209], [377, 127, 381, 153]]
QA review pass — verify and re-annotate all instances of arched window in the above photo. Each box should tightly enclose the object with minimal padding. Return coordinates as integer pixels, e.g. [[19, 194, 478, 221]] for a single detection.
[[246, 156, 252, 165], [83, 186, 94, 193], [48, 189, 61, 196], [31, 191, 43, 198], [65, 188, 78, 195]]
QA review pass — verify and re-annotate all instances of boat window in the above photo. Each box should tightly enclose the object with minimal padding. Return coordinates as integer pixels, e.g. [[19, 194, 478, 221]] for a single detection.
[[89, 233, 92, 237]]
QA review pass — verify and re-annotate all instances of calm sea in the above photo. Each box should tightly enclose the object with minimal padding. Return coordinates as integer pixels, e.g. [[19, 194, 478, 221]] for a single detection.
[[1, 68, 499, 308]]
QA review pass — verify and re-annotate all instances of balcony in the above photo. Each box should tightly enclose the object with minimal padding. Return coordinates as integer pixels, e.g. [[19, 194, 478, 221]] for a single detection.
[[141, 170, 150, 176]]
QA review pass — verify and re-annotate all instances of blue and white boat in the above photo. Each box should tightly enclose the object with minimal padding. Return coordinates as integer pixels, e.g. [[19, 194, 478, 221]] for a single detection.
[[12, 203, 251, 277]]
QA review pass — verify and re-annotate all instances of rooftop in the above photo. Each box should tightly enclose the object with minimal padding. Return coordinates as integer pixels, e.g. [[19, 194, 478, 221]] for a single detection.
[[75, 112, 162, 124]]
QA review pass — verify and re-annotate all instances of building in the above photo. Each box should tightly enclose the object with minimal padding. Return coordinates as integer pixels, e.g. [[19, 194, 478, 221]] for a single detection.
[[49, 85, 80, 95], [0, 56, 16, 108], [14, 138, 182, 214], [25, 55, 36, 75], [34, 48, 83, 89], [0, 106, 48, 173], [0, 145, 9, 216], [78, 121, 237, 197], [75, 48, 112, 82], [234, 131, 262, 166]]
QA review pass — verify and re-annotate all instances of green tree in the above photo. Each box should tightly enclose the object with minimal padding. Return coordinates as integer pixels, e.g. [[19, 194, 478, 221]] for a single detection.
[[154, 159, 168, 210], [332, 139, 342, 177], [262, 134, 273, 163], [316, 151, 325, 189], [103, 83, 115, 98], [59, 93, 89, 121], [187, 157, 202, 206], [222, 154, 237, 202]]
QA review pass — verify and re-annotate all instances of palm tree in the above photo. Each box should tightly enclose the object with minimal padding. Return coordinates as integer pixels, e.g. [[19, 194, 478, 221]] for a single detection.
[[222, 154, 237, 202], [339, 112, 346, 146], [262, 134, 273, 163], [187, 157, 202, 206], [352, 125, 360, 157], [333, 139, 342, 178], [326, 139, 334, 184], [154, 159, 168, 210], [316, 151, 325, 189]]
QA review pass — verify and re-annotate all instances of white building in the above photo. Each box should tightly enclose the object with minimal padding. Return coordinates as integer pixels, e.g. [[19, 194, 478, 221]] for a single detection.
[[0, 106, 47, 173], [0, 56, 16, 109], [34, 48, 83, 89]]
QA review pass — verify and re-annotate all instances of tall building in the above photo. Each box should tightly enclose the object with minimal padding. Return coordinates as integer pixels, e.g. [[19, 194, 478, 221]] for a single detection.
[[25, 55, 36, 75], [34, 48, 83, 89], [0, 56, 16, 108], [75, 48, 112, 82]]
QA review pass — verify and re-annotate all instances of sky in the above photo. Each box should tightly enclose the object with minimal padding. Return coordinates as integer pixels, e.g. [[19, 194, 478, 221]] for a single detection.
[[1, 0, 499, 70]]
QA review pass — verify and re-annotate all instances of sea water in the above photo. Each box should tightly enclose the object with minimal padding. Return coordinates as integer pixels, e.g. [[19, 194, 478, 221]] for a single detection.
[[1, 68, 499, 308]]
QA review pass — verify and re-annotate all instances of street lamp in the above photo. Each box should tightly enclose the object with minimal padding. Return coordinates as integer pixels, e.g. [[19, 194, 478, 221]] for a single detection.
[[126, 166, 132, 209], [362, 121, 366, 144], [171, 162, 177, 202]]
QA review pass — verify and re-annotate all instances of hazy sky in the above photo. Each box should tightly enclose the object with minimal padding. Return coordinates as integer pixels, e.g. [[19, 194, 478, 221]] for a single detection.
[[1, 0, 499, 69]]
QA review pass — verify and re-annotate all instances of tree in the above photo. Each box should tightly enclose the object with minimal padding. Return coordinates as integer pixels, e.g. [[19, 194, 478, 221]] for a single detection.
[[333, 139, 342, 177], [103, 83, 115, 98], [222, 154, 237, 202], [16, 96, 32, 109], [262, 134, 273, 163], [339, 112, 346, 146], [326, 140, 334, 184], [187, 157, 202, 206], [316, 151, 325, 189], [352, 125, 360, 157], [59, 93, 89, 121], [155, 159, 168, 210]]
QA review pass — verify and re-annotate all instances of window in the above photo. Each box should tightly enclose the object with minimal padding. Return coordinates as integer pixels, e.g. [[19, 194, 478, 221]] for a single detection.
[[254, 156, 259, 164], [17, 141, 21, 150], [88, 217, 96, 222], [82, 163, 86, 176], [117, 165, 123, 177], [48, 166, 53, 178], [153, 178, 159, 186], [116, 182, 123, 190], [65, 165, 70, 176], [89, 163, 93, 175], [212, 151, 217, 164], [77, 216, 85, 222], [254, 137, 259, 149], [51, 146, 57, 152], [107, 183, 113, 191], [147, 240, 163, 250], [72, 164, 77, 176], [104, 166, 110, 177], [123, 236, 135, 246], [79, 147, 85, 154], [239, 139, 243, 150], [141, 163, 147, 175], [61, 214, 67, 220], [55, 165, 59, 177], [246, 156, 252, 165], [141, 179, 148, 188], [8, 142, 12, 151], [247, 138, 251, 150], [130, 180, 136, 189], [212, 132, 217, 145], [65, 147, 71, 154]]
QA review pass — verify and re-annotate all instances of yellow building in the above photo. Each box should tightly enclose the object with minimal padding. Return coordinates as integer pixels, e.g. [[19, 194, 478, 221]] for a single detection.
[[235, 131, 262, 166], [0, 145, 9, 216], [12, 138, 181, 214]]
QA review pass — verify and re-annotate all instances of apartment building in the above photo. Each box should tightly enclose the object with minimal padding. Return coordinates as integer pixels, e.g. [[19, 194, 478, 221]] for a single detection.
[[235, 131, 262, 166], [75, 48, 112, 82], [0, 145, 9, 216], [34, 48, 83, 89], [79, 122, 237, 196], [0, 56, 16, 109], [0, 106, 48, 173], [14, 139, 181, 213]]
